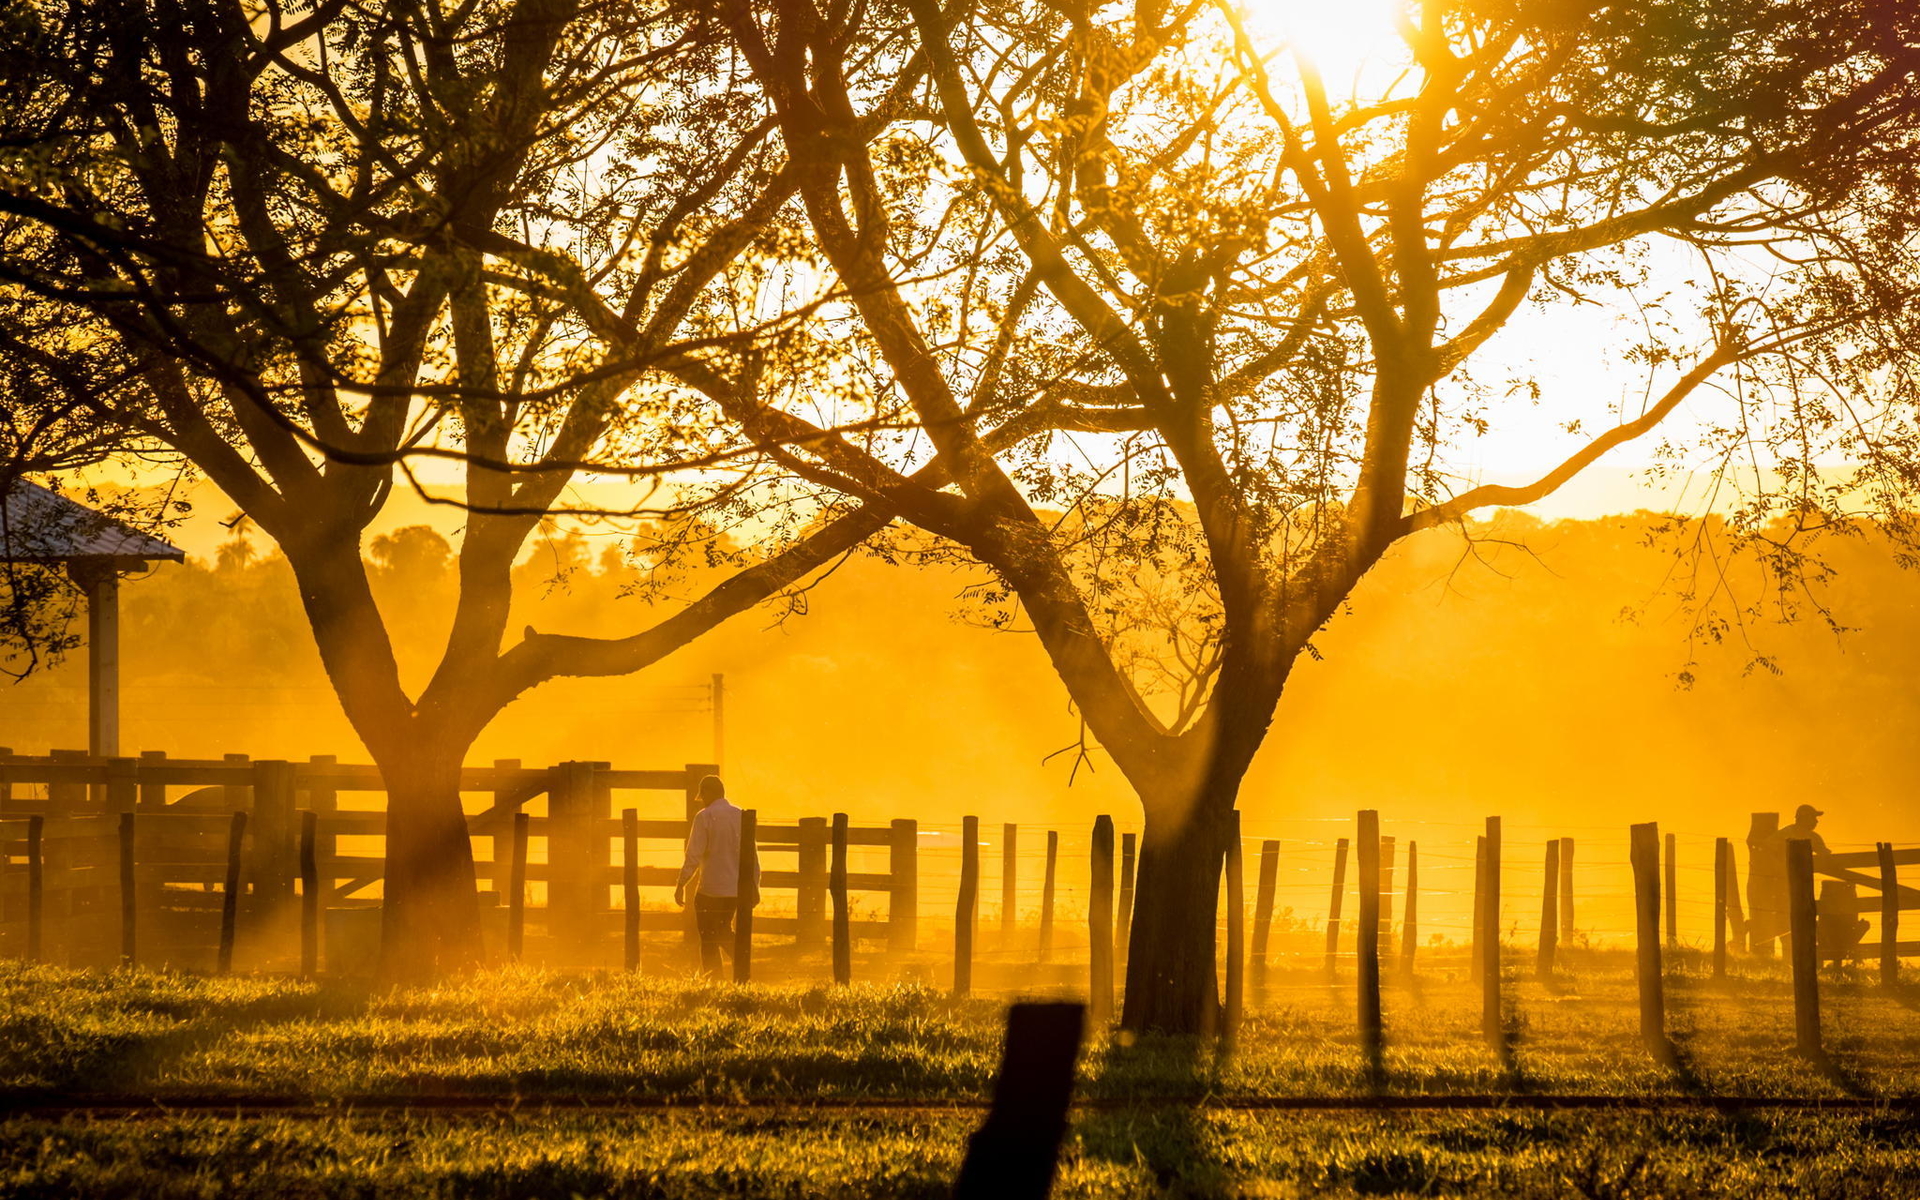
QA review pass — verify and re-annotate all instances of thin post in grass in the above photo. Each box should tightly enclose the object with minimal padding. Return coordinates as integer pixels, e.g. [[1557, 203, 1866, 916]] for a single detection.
[[1379, 835, 1396, 961], [1223, 812, 1244, 1041], [1325, 836, 1349, 978], [219, 810, 246, 973], [831, 813, 851, 985], [1713, 837, 1730, 980], [1538, 839, 1559, 981], [1252, 839, 1279, 994], [1471, 836, 1487, 985], [1001, 822, 1017, 946], [1664, 832, 1678, 950], [1400, 840, 1419, 977], [299, 809, 319, 978], [1481, 817, 1502, 1047], [1879, 842, 1899, 990], [734, 808, 758, 983], [955, 815, 979, 998], [888, 818, 917, 954], [1117, 831, 1136, 964], [118, 811, 135, 969], [1558, 837, 1575, 943], [1090, 815, 1115, 1025], [1629, 822, 1667, 1059], [25, 815, 42, 962], [797, 817, 828, 949], [1038, 829, 1058, 962], [1786, 837, 1822, 1058], [1356, 810, 1382, 1070], [507, 811, 529, 962], [1724, 839, 1747, 954], [623, 808, 641, 973]]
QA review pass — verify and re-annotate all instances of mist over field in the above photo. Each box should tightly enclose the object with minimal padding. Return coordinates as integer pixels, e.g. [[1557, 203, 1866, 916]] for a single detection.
[[6, 505, 1917, 944]]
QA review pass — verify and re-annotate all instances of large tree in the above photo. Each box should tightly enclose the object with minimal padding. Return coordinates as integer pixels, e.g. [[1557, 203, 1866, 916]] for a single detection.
[[0, 0, 902, 972], [694, 0, 1920, 1030]]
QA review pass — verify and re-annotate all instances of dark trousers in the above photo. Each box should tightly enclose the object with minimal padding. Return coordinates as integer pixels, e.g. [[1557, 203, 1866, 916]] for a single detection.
[[695, 893, 738, 976]]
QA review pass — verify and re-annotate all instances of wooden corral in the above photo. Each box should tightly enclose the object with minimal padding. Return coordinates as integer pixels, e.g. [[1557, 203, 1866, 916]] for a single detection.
[[0, 751, 918, 972]]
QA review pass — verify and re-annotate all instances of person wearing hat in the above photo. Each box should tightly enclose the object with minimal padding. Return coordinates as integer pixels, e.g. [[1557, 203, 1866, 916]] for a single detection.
[[1770, 803, 1833, 865], [1758, 803, 1866, 964], [1747, 804, 1834, 956]]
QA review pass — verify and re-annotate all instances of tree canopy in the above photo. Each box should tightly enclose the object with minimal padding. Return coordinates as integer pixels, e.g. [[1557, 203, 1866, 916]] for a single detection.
[[2, 0, 1916, 1009]]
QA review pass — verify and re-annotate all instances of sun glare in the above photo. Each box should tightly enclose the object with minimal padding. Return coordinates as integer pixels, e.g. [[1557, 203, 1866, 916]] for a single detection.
[[1247, 0, 1404, 86]]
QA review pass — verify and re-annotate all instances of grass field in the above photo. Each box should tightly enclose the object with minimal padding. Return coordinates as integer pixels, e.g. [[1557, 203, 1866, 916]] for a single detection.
[[3, 954, 1919, 1197]]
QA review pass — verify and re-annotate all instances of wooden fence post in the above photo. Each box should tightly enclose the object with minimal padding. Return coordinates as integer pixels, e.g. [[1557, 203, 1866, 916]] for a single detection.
[[589, 765, 612, 961], [623, 808, 641, 973], [1713, 837, 1730, 980], [308, 755, 339, 865], [1039, 829, 1058, 962], [1252, 839, 1279, 994], [47, 748, 83, 813], [1786, 837, 1821, 1058], [831, 813, 851, 985], [734, 808, 758, 983], [1538, 839, 1559, 980], [1001, 822, 1018, 947], [1481, 817, 1502, 1046], [1630, 822, 1667, 1059], [548, 761, 598, 967], [1223, 813, 1243, 1041], [951, 1002, 1086, 1200], [486, 759, 519, 903], [106, 757, 137, 815], [1471, 836, 1487, 985], [1558, 836, 1575, 942], [1379, 835, 1396, 961], [1664, 832, 1678, 949], [137, 751, 166, 811], [1724, 838, 1747, 954], [1356, 810, 1382, 1069], [508, 811, 530, 962], [300, 809, 319, 978], [47, 748, 84, 814], [1747, 812, 1782, 955], [1117, 831, 1136, 964], [219, 753, 251, 819], [219, 811, 245, 974], [955, 816, 979, 997], [1879, 842, 1900, 990], [1401, 840, 1419, 977], [889, 818, 918, 954], [25, 815, 42, 962], [118, 811, 135, 969], [1325, 836, 1349, 978], [798, 816, 828, 949], [1090, 816, 1115, 1025], [252, 760, 298, 912]]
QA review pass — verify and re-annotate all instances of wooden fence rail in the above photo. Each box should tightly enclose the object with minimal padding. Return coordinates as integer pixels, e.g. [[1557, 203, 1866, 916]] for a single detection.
[[0, 753, 910, 972]]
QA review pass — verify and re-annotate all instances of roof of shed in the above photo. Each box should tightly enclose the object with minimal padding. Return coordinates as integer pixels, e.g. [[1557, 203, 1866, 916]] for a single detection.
[[0, 479, 185, 564]]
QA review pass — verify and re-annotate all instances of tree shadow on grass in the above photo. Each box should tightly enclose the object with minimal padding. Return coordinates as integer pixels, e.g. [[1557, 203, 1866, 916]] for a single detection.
[[1074, 1033, 1229, 1196], [0, 981, 375, 1098], [1800, 1044, 1871, 1097]]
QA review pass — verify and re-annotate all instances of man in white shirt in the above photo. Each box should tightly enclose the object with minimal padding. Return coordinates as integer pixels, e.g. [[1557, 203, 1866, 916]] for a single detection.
[[674, 775, 759, 975]]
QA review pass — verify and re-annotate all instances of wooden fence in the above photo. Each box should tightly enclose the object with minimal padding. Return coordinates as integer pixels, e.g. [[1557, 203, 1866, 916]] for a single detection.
[[0, 751, 917, 971]]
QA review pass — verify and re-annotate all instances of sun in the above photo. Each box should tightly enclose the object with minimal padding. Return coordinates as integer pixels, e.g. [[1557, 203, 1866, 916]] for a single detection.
[[1244, 0, 1405, 87]]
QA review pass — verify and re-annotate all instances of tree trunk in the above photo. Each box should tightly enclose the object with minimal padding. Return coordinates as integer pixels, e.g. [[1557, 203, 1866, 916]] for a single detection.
[[1121, 800, 1234, 1034], [376, 743, 484, 979]]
